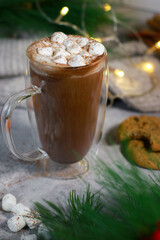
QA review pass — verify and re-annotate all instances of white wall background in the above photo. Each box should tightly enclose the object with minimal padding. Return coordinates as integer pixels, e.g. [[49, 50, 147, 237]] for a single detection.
[[122, 0, 160, 12]]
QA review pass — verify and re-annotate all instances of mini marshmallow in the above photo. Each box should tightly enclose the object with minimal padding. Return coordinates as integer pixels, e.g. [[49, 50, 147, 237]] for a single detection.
[[51, 42, 60, 49], [77, 37, 89, 47], [63, 38, 75, 48], [67, 44, 82, 54], [2, 193, 16, 211], [38, 223, 50, 239], [12, 203, 31, 216], [89, 42, 105, 55], [38, 47, 53, 56], [54, 55, 67, 65], [51, 32, 67, 43], [61, 44, 66, 50], [80, 50, 91, 57], [21, 234, 37, 240], [54, 49, 70, 58], [42, 41, 51, 46], [68, 55, 86, 67], [7, 215, 26, 232], [51, 43, 65, 50], [34, 55, 52, 64], [25, 214, 41, 229]]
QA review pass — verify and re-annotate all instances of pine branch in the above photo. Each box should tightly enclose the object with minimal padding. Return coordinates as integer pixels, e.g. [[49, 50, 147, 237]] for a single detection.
[[35, 186, 102, 240], [35, 159, 160, 240]]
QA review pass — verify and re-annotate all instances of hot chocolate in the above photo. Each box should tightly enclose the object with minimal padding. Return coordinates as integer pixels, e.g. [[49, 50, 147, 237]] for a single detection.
[[27, 32, 107, 164]]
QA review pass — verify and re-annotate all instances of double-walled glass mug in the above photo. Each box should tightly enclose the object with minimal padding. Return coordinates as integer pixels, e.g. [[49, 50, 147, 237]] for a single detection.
[[1, 39, 108, 179]]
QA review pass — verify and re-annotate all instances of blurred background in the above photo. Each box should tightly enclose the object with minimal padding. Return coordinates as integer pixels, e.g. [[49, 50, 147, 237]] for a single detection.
[[0, 0, 160, 112], [0, 0, 159, 37]]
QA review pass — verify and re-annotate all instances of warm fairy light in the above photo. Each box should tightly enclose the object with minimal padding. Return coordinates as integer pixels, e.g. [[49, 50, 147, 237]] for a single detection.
[[104, 3, 112, 12], [60, 6, 69, 16], [55, 6, 69, 22], [155, 41, 160, 49], [114, 69, 125, 77], [145, 63, 152, 70], [91, 37, 102, 42], [142, 62, 154, 73], [147, 40, 160, 54]]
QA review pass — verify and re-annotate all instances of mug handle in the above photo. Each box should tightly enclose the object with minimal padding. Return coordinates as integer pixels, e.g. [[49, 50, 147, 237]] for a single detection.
[[1, 86, 47, 161]]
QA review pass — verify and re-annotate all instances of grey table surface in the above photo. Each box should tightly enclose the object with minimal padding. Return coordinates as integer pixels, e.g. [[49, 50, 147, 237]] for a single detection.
[[0, 99, 160, 240]]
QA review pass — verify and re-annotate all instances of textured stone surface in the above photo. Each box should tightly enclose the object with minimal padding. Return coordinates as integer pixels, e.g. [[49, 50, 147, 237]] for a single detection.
[[0, 101, 159, 239]]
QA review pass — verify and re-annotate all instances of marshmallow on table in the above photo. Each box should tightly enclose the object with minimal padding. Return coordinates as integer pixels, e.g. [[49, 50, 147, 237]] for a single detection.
[[7, 215, 26, 232], [21, 234, 37, 240], [68, 55, 86, 67], [25, 214, 41, 229], [67, 44, 82, 54], [2, 193, 16, 211], [89, 42, 105, 55], [12, 203, 31, 216], [51, 32, 67, 43], [38, 223, 50, 239], [77, 37, 89, 47], [54, 55, 67, 65], [38, 47, 53, 56]]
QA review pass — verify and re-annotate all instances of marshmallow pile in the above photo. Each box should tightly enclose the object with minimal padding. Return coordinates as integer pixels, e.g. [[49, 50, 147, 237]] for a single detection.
[[2, 193, 49, 240], [28, 32, 106, 67]]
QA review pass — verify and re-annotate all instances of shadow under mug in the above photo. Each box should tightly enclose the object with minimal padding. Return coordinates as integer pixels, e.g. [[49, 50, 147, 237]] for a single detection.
[[1, 51, 108, 179]]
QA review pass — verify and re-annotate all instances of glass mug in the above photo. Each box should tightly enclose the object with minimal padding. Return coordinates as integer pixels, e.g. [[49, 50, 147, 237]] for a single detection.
[[1, 43, 108, 179]]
